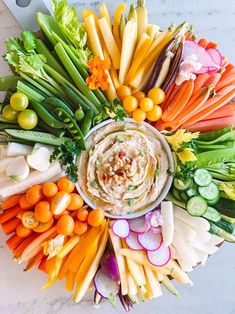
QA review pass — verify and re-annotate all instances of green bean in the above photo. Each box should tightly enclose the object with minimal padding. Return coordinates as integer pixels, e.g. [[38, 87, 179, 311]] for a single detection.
[[81, 110, 93, 136], [44, 97, 74, 117], [61, 83, 90, 111], [197, 126, 232, 142]]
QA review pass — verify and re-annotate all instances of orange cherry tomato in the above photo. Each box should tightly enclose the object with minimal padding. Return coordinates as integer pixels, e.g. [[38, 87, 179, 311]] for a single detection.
[[87, 209, 105, 227], [67, 193, 84, 211], [42, 182, 58, 197], [53, 209, 70, 220], [35, 201, 53, 223], [77, 206, 89, 222], [132, 108, 146, 122], [146, 105, 162, 122], [122, 95, 138, 112], [56, 215, 74, 235], [51, 191, 71, 215], [57, 177, 75, 193], [33, 218, 54, 233], [133, 91, 146, 102], [21, 211, 39, 229], [16, 223, 33, 237], [74, 220, 88, 235], [26, 185, 43, 205], [19, 194, 33, 210], [139, 97, 154, 112], [148, 88, 165, 105], [117, 85, 132, 101]]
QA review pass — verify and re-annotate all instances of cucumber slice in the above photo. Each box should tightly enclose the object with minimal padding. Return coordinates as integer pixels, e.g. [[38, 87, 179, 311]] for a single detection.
[[180, 191, 189, 202], [173, 177, 192, 191], [186, 188, 198, 198], [198, 182, 219, 201], [209, 222, 235, 243], [214, 219, 235, 234], [203, 206, 221, 222], [173, 188, 182, 201], [187, 196, 208, 217], [194, 168, 212, 186], [207, 194, 220, 206]]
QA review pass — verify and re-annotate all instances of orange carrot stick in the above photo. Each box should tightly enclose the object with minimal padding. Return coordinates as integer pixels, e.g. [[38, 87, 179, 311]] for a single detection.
[[161, 84, 181, 111], [0, 205, 22, 224], [192, 73, 211, 95], [205, 41, 218, 49], [216, 75, 235, 91], [6, 234, 24, 250], [204, 73, 221, 88], [161, 83, 175, 107], [13, 233, 38, 258], [198, 38, 209, 48], [162, 80, 194, 122], [2, 217, 20, 235], [24, 251, 45, 271], [38, 255, 48, 273], [1, 195, 21, 210], [183, 88, 235, 127], [186, 115, 235, 133], [202, 103, 234, 120]]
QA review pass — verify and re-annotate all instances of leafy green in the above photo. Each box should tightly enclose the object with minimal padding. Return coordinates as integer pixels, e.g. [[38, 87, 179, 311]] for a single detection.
[[21, 31, 37, 52], [214, 180, 235, 200], [5, 37, 23, 52]]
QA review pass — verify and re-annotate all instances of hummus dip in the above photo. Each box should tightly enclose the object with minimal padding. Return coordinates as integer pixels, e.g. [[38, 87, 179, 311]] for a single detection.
[[77, 120, 169, 216]]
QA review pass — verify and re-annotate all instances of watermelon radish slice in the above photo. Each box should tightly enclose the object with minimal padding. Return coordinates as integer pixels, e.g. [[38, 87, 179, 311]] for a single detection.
[[147, 246, 171, 267], [126, 232, 144, 250], [94, 269, 119, 298], [112, 219, 130, 238], [137, 230, 162, 251], [207, 48, 223, 66], [129, 216, 148, 233]]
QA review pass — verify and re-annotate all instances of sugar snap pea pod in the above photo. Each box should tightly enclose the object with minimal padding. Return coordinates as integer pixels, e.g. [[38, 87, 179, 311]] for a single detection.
[[30, 100, 65, 129], [197, 126, 232, 142], [44, 97, 74, 117], [37, 120, 66, 138], [54, 108, 86, 150], [0, 75, 21, 91], [81, 109, 94, 136]]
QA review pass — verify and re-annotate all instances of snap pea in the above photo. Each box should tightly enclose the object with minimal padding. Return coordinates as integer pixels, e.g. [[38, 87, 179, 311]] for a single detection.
[[195, 131, 235, 146], [0, 123, 20, 130], [44, 97, 74, 117], [37, 120, 66, 138], [54, 108, 86, 150], [81, 109, 93, 136], [197, 126, 233, 142], [195, 148, 235, 167], [30, 100, 65, 129], [0, 75, 21, 91]]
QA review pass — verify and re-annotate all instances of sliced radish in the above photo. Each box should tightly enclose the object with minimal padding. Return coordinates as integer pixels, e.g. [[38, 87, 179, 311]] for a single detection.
[[196, 66, 209, 74], [112, 219, 130, 238], [207, 48, 222, 66], [147, 246, 171, 267], [126, 232, 144, 250], [94, 269, 119, 298], [129, 216, 148, 233], [137, 230, 162, 251]]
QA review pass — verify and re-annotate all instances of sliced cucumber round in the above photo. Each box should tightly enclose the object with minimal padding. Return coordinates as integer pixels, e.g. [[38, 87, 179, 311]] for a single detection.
[[173, 188, 182, 201], [173, 177, 192, 191], [186, 188, 198, 198], [198, 182, 219, 201], [180, 191, 189, 202], [194, 168, 212, 187], [187, 195, 208, 216], [203, 206, 221, 222]]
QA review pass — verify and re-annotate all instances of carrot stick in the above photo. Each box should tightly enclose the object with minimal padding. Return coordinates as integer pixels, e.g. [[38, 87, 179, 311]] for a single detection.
[[161, 84, 181, 111], [183, 88, 235, 127], [13, 233, 38, 258], [204, 73, 221, 88], [6, 234, 24, 250], [202, 103, 234, 120], [38, 255, 48, 273], [0, 205, 22, 224], [192, 73, 211, 95], [221, 64, 235, 79], [24, 251, 45, 271], [160, 83, 175, 108], [221, 57, 229, 68], [65, 270, 75, 292], [2, 217, 20, 235], [198, 38, 209, 48], [216, 75, 235, 91], [1, 195, 21, 210], [162, 80, 194, 122], [205, 41, 218, 49], [186, 115, 235, 133]]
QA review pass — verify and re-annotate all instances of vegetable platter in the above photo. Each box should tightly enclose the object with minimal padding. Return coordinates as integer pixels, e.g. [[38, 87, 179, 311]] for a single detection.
[[0, 0, 234, 311]]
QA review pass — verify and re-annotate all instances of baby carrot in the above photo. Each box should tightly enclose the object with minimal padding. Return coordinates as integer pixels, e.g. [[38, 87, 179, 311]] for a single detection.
[[1, 195, 21, 210], [192, 73, 211, 95], [6, 234, 24, 250], [13, 233, 38, 259], [216, 74, 235, 91], [2, 217, 21, 235], [0, 205, 22, 224], [24, 251, 45, 271], [202, 103, 234, 120], [161, 83, 180, 111], [187, 115, 235, 133], [204, 73, 221, 88]]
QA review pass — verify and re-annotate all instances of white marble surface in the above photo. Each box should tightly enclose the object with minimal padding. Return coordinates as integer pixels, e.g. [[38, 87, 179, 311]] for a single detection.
[[0, 0, 235, 313]]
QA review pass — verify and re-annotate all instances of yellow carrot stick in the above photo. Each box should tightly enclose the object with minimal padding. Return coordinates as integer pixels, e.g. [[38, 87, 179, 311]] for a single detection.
[[113, 3, 127, 50], [57, 235, 80, 259]]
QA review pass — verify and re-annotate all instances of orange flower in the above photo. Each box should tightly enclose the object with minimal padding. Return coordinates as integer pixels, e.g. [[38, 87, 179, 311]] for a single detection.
[[86, 55, 110, 91]]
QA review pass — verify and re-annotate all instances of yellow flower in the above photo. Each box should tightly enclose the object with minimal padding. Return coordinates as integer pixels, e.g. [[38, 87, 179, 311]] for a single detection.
[[177, 148, 197, 164], [164, 129, 199, 151]]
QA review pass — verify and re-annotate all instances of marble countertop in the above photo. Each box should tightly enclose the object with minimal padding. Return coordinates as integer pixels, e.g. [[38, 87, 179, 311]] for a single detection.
[[0, 0, 235, 313]]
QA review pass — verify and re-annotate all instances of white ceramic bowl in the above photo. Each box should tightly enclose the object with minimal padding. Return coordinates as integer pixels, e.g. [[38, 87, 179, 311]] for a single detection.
[[76, 119, 174, 219]]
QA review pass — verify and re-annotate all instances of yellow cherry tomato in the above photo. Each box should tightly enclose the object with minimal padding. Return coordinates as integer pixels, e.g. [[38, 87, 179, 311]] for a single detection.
[[133, 91, 146, 102], [132, 108, 146, 122], [146, 105, 162, 122], [148, 88, 165, 105], [139, 97, 154, 112], [123, 96, 138, 112], [117, 85, 132, 101]]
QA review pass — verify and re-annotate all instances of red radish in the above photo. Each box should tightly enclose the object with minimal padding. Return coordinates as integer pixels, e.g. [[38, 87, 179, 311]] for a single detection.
[[126, 232, 144, 251], [129, 216, 148, 233], [147, 246, 171, 267], [137, 230, 162, 251], [94, 269, 119, 298], [207, 48, 222, 66], [196, 66, 209, 74], [112, 220, 130, 238]]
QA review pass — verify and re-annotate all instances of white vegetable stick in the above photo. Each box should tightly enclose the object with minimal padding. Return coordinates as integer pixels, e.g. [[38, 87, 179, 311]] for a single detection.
[[177, 259, 193, 273], [174, 206, 210, 231], [144, 267, 162, 298], [27, 147, 51, 172], [0, 157, 15, 173], [7, 142, 32, 156], [0, 145, 7, 158], [174, 217, 197, 242], [172, 231, 196, 266], [170, 245, 180, 259], [126, 257, 146, 286], [0, 161, 61, 198], [34, 143, 54, 154], [191, 238, 220, 255], [207, 234, 224, 246], [195, 230, 211, 243], [193, 249, 208, 266], [161, 201, 174, 246], [127, 273, 138, 296]]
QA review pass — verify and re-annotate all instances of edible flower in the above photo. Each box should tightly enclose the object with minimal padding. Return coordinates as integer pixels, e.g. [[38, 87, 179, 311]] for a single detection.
[[177, 148, 197, 164], [86, 55, 111, 91]]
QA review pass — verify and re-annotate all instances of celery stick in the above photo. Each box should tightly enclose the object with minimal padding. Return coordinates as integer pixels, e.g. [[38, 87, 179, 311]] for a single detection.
[[17, 81, 45, 102], [19, 72, 53, 97]]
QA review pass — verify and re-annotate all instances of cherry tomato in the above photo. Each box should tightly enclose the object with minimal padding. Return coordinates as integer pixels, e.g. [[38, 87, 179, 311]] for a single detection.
[[19, 194, 33, 210], [132, 108, 146, 122], [117, 85, 132, 101], [18, 109, 38, 130], [21, 211, 39, 229], [26, 185, 43, 205], [77, 206, 89, 221], [33, 218, 54, 233], [67, 193, 84, 211], [42, 182, 58, 197], [146, 105, 162, 122], [35, 201, 53, 223], [51, 191, 71, 215], [56, 215, 74, 235], [133, 91, 146, 102], [74, 220, 88, 235], [148, 88, 165, 105], [57, 177, 75, 193], [53, 209, 70, 220], [139, 97, 154, 112], [16, 223, 33, 237], [123, 96, 138, 112], [10, 92, 28, 111], [87, 209, 105, 227], [2, 105, 18, 122]]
